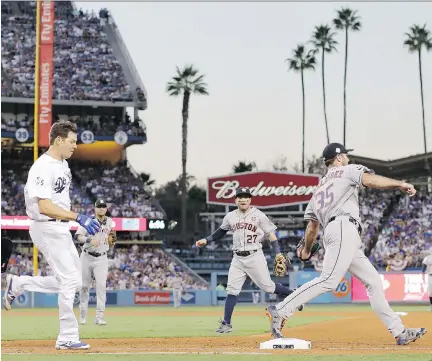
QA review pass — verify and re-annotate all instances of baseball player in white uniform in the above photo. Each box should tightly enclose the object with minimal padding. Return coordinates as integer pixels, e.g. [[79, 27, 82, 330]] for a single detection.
[[422, 253, 432, 311], [267, 143, 427, 345], [75, 199, 115, 325], [196, 187, 303, 334], [170, 267, 184, 308], [2, 121, 100, 350]]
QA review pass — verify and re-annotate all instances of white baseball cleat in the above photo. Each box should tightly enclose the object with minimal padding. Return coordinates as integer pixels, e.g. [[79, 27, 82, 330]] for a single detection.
[[3, 274, 18, 310], [55, 341, 90, 350], [95, 318, 107, 326], [79, 310, 87, 325]]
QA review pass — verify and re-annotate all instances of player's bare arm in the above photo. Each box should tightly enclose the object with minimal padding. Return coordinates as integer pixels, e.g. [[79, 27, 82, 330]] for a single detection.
[[362, 173, 416, 196], [75, 233, 99, 247], [301, 220, 320, 258], [196, 227, 229, 248]]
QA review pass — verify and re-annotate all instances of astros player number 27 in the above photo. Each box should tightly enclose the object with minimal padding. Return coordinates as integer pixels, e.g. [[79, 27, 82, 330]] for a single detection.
[[196, 187, 303, 334]]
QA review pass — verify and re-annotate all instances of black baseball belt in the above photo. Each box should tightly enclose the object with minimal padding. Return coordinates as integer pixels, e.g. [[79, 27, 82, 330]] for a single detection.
[[47, 219, 69, 223], [234, 250, 258, 257], [329, 216, 362, 235], [84, 249, 107, 258]]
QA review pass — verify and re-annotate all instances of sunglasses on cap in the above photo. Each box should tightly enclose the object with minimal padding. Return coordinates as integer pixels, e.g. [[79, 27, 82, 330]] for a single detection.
[[96, 205, 107, 208]]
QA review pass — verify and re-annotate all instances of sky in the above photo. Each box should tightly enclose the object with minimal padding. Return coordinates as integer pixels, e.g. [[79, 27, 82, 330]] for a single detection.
[[76, 1, 432, 187]]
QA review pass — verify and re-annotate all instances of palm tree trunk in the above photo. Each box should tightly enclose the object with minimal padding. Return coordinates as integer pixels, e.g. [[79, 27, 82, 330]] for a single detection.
[[181, 91, 190, 236], [343, 27, 349, 146], [301, 69, 306, 173], [321, 48, 330, 144], [418, 49, 428, 154]]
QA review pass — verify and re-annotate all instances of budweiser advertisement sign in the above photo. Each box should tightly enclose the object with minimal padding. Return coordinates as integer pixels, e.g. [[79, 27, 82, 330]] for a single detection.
[[0, 216, 147, 232], [207, 172, 320, 208]]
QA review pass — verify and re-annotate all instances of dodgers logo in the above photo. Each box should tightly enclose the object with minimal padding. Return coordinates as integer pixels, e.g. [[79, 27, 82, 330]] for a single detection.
[[332, 277, 351, 298], [54, 177, 67, 194]]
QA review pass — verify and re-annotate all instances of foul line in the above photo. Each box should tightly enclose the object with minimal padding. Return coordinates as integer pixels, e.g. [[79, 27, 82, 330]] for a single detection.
[[329, 347, 432, 350], [2, 351, 273, 356]]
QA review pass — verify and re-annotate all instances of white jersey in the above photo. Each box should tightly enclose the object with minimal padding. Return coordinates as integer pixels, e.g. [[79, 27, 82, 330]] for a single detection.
[[170, 276, 184, 290], [76, 216, 113, 254], [423, 255, 432, 275], [24, 153, 72, 221], [220, 207, 277, 252]]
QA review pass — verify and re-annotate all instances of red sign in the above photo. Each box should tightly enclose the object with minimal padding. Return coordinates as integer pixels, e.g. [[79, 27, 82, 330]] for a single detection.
[[38, 1, 55, 147], [134, 292, 171, 305], [352, 273, 429, 302], [207, 172, 320, 208], [0, 216, 147, 232]]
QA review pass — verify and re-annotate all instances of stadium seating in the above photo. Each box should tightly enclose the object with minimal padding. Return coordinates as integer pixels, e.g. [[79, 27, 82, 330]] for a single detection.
[[7, 246, 208, 290], [1, 1, 132, 101], [0, 151, 164, 219]]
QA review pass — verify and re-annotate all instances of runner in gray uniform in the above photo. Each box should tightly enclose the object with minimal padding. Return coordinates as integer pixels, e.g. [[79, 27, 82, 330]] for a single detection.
[[75, 199, 114, 326], [196, 187, 303, 334], [267, 143, 427, 345], [170, 267, 184, 308], [422, 253, 432, 311]]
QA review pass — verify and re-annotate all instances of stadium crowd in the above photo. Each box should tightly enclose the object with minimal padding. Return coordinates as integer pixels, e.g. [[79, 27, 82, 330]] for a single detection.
[[1, 152, 163, 219], [1, 112, 146, 138], [1, 1, 133, 101], [5, 246, 208, 290], [371, 192, 432, 270]]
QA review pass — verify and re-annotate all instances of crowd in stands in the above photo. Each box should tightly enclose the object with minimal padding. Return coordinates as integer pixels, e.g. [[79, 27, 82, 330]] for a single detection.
[[1, 1, 132, 101], [371, 191, 432, 269], [6, 246, 208, 291], [1, 112, 146, 138], [71, 160, 165, 219], [1, 151, 163, 219]]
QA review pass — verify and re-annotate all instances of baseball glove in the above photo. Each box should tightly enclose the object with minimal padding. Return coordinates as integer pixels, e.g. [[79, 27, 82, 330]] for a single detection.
[[296, 238, 320, 262], [108, 229, 117, 247], [273, 253, 288, 277]]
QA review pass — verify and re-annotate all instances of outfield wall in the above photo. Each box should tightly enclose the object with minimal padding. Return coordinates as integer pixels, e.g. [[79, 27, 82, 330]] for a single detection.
[[2, 271, 428, 308]]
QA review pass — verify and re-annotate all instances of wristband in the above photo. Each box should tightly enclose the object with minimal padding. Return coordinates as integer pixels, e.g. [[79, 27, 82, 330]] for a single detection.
[[271, 239, 281, 254]]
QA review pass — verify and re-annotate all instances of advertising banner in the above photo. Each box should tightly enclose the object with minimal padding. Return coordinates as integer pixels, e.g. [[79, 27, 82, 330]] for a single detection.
[[352, 273, 429, 302], [296, 271, 352, 303], [1, 216, 147, 232], [134, 292, 171, 305], [38, 1, 55, 147], [207, 172, 320, 208], [89, 292, 118, 305]]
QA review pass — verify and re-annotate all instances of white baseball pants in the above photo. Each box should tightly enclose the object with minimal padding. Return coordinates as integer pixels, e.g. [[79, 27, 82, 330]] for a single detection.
[[16, 221, 82, 343]]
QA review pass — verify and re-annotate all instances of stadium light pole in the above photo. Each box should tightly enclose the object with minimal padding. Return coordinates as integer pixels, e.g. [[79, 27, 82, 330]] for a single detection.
[[33, 1, 41, 276]]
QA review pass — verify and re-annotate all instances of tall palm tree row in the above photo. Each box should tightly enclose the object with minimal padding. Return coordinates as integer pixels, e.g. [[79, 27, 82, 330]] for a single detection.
[[166, 65, 209, 236], [333, 7, 361, 146], [404, 24, 432, 154], [286, 45, 317, 173], [310, 25, 338, 144]]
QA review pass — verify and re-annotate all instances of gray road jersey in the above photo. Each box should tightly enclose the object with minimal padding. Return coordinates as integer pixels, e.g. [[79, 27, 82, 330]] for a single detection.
[[171, 276, 183, 289], [76, 216, 113, 254], [304, 164, 373, 229], [220, 207, 277, 252]]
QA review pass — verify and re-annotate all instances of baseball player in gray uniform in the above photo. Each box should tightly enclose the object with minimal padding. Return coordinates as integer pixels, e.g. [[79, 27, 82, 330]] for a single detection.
[[196, 187, 303, 334], [422, 253, 432, 311], [75, 199, 115, 325], [267, 143, 427, 345], [170, 267, 184, 308]]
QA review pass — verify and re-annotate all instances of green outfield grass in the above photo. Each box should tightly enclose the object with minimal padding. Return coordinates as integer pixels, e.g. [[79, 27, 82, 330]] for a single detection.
[[1, 305, 431, 361]]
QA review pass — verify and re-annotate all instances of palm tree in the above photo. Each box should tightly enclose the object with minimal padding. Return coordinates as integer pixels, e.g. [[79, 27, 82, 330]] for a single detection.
[[310, 25, 338, 144], [333, 7, 361, 146], [286, 45, 316, 173], [232, 161, 257, 174], [404, 24, 432, 154], [166, 65, 209, 236]]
